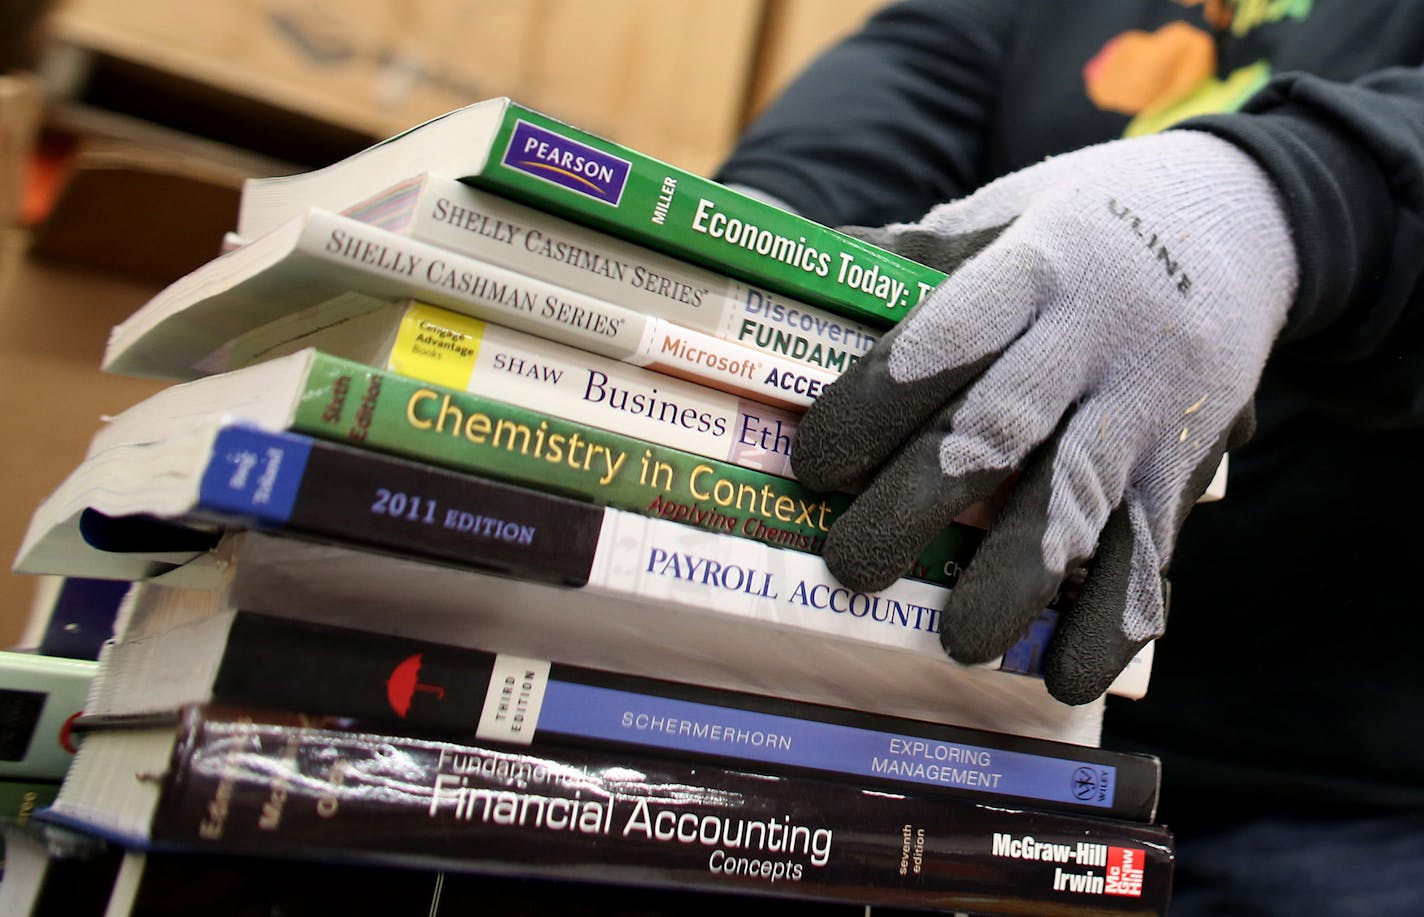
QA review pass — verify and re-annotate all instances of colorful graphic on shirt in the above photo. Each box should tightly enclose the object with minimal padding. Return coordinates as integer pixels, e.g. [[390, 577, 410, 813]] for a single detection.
[[1084, 0, 1312, 136]]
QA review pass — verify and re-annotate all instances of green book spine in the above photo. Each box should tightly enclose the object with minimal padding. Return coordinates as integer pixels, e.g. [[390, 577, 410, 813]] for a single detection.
[[293, 352, 977, 588], [468, 104, 945, 328]]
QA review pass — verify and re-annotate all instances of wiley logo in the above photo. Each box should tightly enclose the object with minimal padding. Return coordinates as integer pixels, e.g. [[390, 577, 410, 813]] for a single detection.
[[502, 121, 631, 206]]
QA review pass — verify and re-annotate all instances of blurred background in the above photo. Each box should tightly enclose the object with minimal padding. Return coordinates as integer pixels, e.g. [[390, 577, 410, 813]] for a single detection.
[[0, 0, 891, 648]]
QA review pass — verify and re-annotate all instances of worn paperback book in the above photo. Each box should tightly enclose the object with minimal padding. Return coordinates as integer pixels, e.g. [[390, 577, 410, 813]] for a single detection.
[[237, 98, 947, 327], [40, 529, 1117, 745], [14, 419, 1147, 713], [103, 207, 835, 412], [88, 609, 1160, 821], [330, 172, 882, 373], [77, 348, 984, 587], [202, 297, 809, 480]]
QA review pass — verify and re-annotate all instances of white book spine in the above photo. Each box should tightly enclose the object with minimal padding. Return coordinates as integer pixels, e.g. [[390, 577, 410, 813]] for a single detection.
[[587, 506, 1150, 701], [411, 313, 803, 478], [592, 506, 947, 654], [632, 315, 834, 409], [343, 175, 883, 373], [202, 300, 806, 479], [202, 530, 1112, 742], [296, 212, 833, 410]]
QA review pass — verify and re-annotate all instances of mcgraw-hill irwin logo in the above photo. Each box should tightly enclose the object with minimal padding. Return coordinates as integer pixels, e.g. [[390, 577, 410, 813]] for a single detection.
[[501, 120, 631, 206]]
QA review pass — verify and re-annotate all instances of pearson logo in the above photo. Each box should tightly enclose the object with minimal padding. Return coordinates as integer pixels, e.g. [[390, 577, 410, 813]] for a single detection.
[[502, 120, 631, 206]]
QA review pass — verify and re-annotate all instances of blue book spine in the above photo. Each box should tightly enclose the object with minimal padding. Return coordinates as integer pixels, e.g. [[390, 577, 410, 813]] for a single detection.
[[187, 424, 605, 585], [205, 614, 1160, 822]]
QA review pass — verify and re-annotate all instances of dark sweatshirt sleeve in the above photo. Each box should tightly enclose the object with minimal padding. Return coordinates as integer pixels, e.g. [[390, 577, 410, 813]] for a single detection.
[[1173, 71, 1424, 425], [714, 0, 1013, 228]]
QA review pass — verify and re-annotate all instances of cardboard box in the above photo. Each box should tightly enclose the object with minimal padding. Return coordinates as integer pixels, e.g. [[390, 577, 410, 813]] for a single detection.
[[0, 230, 166, 646], [48, 0, 763, 175], [1, 73, 44, 227]]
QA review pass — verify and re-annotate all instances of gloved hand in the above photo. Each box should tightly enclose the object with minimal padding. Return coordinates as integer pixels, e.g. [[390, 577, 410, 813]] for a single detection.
[[792, 131, 1299, 705]]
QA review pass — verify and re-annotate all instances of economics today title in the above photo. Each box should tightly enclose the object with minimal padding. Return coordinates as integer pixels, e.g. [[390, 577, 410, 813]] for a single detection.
[[500, 120, 932, 314], [685, 196, 936, 312], [429, 748, 833, 884]]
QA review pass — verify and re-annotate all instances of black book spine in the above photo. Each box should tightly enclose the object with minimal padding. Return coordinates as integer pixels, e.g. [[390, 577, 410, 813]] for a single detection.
[[122, 852, 865, 917], [196, 424, 605, 585], [150, 709, 1174, 916], [206, 613, 1160, 822]]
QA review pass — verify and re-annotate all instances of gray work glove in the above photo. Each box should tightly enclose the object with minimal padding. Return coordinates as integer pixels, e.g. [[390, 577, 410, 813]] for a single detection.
[[792, 131, 1298, 705]]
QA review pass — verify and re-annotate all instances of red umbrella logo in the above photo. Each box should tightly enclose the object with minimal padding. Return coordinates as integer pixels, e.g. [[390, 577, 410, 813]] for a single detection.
[[386, 653, 447, 718], [58, 710, 83, 754]]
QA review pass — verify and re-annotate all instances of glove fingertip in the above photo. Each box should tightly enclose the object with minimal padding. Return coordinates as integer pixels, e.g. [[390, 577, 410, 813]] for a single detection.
[[940, 627, 1010, 667], [939, 576, 1059, 666], [1043, 504, 1165, 705], [1043, 635, 1149, 706], [936, 453, 1070, 667], [788, 359, 909, 492], [823, 551, 901, 595], [820, 510, 924, 594]]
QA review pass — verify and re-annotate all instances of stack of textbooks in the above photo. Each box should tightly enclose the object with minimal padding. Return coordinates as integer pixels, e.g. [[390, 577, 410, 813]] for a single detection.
[[8, 97, 1174, 915]]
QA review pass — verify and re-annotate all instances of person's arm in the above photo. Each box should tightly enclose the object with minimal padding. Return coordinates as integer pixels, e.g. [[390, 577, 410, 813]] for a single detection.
[[732, 24, 1424, 701], [715, 0, 1015, 228], [1181, 69, 1424, 425]]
